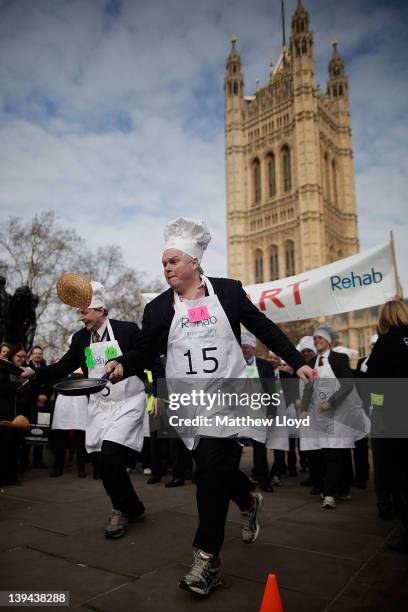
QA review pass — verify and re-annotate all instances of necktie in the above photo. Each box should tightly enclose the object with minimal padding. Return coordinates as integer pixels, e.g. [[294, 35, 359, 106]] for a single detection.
[[318, 356, 324, 366], [93, 331, 100, 343]]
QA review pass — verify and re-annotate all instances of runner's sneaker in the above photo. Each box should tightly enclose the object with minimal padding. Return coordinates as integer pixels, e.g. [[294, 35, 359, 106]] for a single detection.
[[143, 468, 152, 475], [104, 509, 128, 538], [241, 491, 263, 543], [179, 550, 221, 596], [272, 475, 282, 486], [321, 496, 336, 509]]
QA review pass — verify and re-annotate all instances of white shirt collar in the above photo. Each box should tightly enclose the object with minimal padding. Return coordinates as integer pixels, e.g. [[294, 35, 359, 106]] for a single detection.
[[93, 318, 108, 341]]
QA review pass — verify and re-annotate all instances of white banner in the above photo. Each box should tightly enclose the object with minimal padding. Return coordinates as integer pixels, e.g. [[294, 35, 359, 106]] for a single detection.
[[244, 241, 397, 323]]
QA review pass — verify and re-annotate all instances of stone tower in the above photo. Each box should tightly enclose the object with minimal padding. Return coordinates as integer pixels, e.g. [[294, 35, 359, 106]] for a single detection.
[[225, 0, 359, 286]]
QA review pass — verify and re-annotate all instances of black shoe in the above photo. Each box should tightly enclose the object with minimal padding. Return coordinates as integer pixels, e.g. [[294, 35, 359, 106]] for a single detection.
[[50, 468, 63, 478], [165, 479, 185, 488], [32, 462, 48, 469], [388, 533, 408, 553], [310, 486, 322, 495], [77, 471, 87, 478], [259, 481, 274, 493], [288, 469, 298, 477], [147, 476, 161, 484], [378, 508, 393, 521], [2, 479, 22, 486], [353, 480, 367, 489], [300, 478, 313, 486]]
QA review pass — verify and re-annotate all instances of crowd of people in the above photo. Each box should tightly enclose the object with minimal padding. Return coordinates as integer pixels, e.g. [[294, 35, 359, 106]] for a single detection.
[[1, 215, 407, 599]]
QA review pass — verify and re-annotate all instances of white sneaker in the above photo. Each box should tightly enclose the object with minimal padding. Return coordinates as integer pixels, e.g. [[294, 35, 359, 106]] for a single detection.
[[241, 492, 263, 543], [272, 476, 282, 487], [179, 550, 221, 596], [143, 468, 152, 475], [321, 496, 336, 509]]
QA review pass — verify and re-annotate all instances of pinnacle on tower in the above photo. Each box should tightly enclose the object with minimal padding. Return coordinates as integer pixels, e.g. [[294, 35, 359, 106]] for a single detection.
[[327, 38, 348, 99]]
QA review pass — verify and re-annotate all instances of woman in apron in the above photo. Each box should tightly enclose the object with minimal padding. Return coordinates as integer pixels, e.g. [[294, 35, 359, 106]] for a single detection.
[[106, 217, 313, 597], [300, 323, 369, 509]]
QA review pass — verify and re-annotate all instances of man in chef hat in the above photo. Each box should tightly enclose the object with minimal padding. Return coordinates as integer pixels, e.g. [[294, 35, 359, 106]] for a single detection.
[[21, 280, 164, 540], [106, 217, 313, 597]]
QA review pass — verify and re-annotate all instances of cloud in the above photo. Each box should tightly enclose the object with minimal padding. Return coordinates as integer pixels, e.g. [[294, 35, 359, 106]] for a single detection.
[[0, 0, 406, 295]]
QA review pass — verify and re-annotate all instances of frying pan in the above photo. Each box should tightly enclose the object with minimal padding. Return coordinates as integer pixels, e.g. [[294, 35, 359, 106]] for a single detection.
[[54, 373, 112, 397], [0, 358, 24, 376]]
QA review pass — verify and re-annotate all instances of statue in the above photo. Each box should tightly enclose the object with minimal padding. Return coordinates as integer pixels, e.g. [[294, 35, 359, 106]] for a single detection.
[[0, 275, 11, 344], [5, 285, 38, 352]]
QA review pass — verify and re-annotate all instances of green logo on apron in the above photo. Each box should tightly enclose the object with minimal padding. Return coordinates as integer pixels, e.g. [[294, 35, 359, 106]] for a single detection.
[[85, 347, 94, 370], [105, 346, 118, 360]]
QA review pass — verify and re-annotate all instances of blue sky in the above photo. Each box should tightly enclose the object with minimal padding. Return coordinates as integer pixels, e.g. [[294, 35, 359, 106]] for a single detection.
[[0, 0, 407, 291]]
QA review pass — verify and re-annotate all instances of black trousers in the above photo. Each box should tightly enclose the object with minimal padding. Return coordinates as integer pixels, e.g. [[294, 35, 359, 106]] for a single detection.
[[353, 436, 369, 483], [51, 429, 87, 472], [98, 440, 145, 517], [0, 428, 23, 485], [251, 440, 270, 484], [149, 431, 169, 478], [321, 448, 350, 497], [308, 449, 324, 488], [169, 437, 193, 480], [371, 438, 408, 525], [192, 438, 254, 557], [271, 449, 286, 477]]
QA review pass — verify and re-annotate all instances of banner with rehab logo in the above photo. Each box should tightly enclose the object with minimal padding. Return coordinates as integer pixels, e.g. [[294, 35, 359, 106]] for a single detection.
[[244, 241, 397, 323]]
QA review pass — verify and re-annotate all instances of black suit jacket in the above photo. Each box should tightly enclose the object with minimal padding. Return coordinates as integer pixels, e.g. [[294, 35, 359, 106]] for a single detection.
[[255, 358, 298, 405], [36, 319, 163, 386], [118, 277, 306, 378], [301, 351, 355, 410]]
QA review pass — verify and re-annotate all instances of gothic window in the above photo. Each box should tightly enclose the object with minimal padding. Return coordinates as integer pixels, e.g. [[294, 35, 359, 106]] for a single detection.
[[332, 160, 338, 206], [332, 84, 337, 97], [282, 145, 291, 192], [300, 20, 305, 32], [252, 158, 261, 203], [284, 240, 295, 277], [296, 40, 301, 55], [301, 38, 307, 54], [269, 245, 279, 280], [228, 83, 232, 96], [338, 84, 343, 96], [233, 64, 237, 73], [266, 153, 276, 197], [254, 249, 264, 283], [233, 81, 238, 95]]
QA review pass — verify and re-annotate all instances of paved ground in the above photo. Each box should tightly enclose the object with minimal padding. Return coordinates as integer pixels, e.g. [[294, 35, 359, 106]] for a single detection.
[[1, 448, 407, 611]]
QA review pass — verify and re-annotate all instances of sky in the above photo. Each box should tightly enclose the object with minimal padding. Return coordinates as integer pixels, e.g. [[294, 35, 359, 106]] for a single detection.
[[0, 0, 407, 291]]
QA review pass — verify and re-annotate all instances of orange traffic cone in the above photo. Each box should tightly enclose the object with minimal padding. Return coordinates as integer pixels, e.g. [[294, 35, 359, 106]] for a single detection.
[[259, 574, 283, 612]]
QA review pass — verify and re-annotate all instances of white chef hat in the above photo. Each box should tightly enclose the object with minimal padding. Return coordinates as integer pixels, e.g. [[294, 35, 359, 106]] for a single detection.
[[313, 323, 338, 345], [298, 336, 315, 354], [241, 330, 257, 348], [88, 281, 106, 309], [333, 346, 358, 359], [164, 217, 211, 262], [370, 334, 378, 345]]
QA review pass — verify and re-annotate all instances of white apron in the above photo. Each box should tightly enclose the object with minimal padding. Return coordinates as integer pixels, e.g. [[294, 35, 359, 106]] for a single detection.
[[265, 370, 289, 451], [85, 319, 146, 454], [52, 394, 88, 431], [165, 276, 266, 450], [299, 354, 370, 450]]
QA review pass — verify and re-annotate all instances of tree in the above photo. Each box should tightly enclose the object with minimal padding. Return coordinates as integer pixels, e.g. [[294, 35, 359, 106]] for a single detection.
[[0, 212, 163, 359]]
